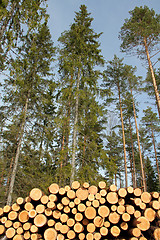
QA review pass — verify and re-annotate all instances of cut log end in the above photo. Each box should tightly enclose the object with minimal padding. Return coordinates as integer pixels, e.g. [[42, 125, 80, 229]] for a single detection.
[[30, 188, 42, 201], [48, 183, 59, 194], [44, 228, 57, 240], [85, 206, 96, 220], [34, 214, 47, 227], [71, 181, 80, 190], [134, 216, 150, 231], [18, 210, 29, 223], [110, 226, 120, 237]]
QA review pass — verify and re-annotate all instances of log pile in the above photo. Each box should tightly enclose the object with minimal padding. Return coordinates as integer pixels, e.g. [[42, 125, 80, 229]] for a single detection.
[[0, 181, 160, 240]]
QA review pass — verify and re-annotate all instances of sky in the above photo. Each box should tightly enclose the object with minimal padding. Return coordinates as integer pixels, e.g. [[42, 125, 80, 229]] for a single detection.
[[47, 0, 160, 72], [47, 0, 160, 119]]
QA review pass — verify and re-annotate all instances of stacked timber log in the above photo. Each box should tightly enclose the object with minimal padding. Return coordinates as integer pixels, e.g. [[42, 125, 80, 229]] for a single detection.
[[0, 181, 160, 240]]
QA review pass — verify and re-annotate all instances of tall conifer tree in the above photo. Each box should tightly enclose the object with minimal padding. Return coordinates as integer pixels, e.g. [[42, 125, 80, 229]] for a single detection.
[[0, 0, 47, 70], [124, 65, 146, 190], [58, 5, 105, 184], [1, 20, 55, 204], [141, 107, 160, 184], [103, 56, 128, 187], [119, 6, 160, 118]]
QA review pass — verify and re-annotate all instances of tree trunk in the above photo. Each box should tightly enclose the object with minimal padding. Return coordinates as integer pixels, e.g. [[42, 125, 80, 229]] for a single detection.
[[6, 127, 20, 193], [151, 126, 160, 184], [60, 78, 73, 186], [0, 168, 5, 188], [7, 92, 29, 205], [82, 136, 86, 168], [70, 67, 81, 184], [6, 157, 14, 193], [39, 120, 46, 162], [128, 148, 134, 188], [130, 89, 146, 191], [115, 173, 117, 186], [129, 117, 137, 188], [59, 134, 65, 186], [143, 38, 160, 119], [63, 77, 73, 185], [119, 172, 122, 188], [117, 83, 128, 187]]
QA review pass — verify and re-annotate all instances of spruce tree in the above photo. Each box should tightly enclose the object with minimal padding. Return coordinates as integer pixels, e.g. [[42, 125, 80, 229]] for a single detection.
[[141, 107, 160, 183], [0, 0, 48, 70], [103, 55, 128, 187], [123, 65, 146, 191], [77, 92, 108, 185], [57, 5, 105, 184], [105, 130, 123, 186], [1, 21, 55, 204], [145, 157, 159, 192]]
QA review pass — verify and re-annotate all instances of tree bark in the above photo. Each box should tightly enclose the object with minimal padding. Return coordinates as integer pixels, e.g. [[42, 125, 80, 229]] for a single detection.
[[128, 148, 134, 187], [151, 126, 160, 184], [82, 136, 86, 168], [59, 134, 65, 186], [130, 89, 146, 191], [129, 117, 137, 188], [117, 82, 128, 187], [39, 120, 46, 162], [6, 157, 14, 193], [143, 38, 160, 119], [70, 66, 81, 184], [7, 92, 30, 205]]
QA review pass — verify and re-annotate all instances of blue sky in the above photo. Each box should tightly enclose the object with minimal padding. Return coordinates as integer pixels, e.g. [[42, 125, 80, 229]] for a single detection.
[[47, 0, 160, 75], [47, 0, 160, 118]]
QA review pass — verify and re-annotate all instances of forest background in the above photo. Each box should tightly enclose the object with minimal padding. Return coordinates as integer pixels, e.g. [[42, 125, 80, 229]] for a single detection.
[[0, 0, 160, 206]]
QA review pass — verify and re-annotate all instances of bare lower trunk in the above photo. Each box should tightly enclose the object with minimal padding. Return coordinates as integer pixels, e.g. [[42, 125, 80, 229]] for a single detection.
[[115, 173, 117, 186], [70, 68, 81, 185], [59, 134, 65, 186], [151, 127, 160, 184], [7, 93, 29, 205], [118, 83, 128, 187], [128, 149, 134, 187], [65, 88, 72, 161], [0, 168, 4, 188], [119, 173, 122, 188], [39, 121, 46, 162], [131, 89, 146, 191], [144, 38, 160, 119], [82, 136, 86, 168], [129, 117, 137, 188], [6, 157, 14, 194]]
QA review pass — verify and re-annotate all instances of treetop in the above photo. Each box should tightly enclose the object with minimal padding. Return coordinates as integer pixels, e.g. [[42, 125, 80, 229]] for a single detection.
[[119, 5, 160, 56]]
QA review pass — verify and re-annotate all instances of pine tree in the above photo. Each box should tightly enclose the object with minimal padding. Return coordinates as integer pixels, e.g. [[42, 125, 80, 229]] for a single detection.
[[123, 65, 146, 191], [144, 69, 160, 99], [122, 92, 137, 188], [119, 6, 160, 118]]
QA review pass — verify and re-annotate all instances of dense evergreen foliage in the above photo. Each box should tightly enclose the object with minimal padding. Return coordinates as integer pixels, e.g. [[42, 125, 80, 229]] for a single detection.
[[0, 3, 159, 205]]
